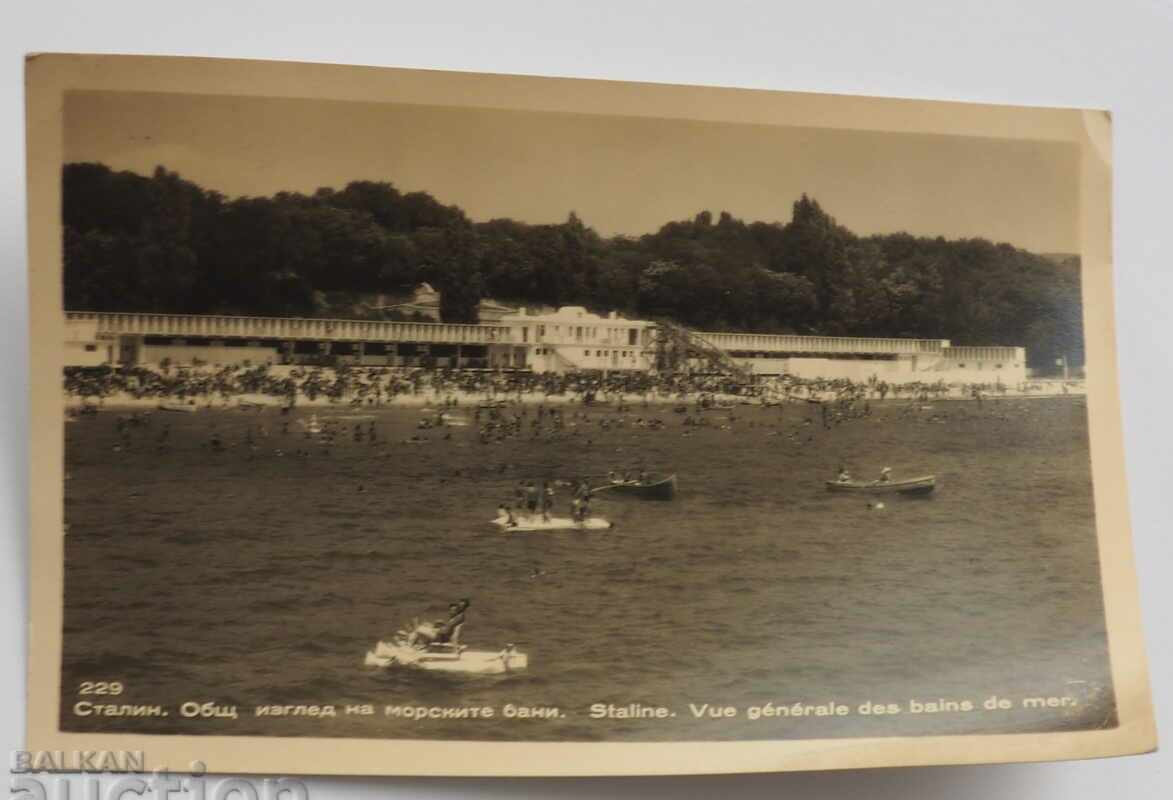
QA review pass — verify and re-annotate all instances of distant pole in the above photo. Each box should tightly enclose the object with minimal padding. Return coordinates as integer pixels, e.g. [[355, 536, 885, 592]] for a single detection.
[[1063, 354, 1069, 381]]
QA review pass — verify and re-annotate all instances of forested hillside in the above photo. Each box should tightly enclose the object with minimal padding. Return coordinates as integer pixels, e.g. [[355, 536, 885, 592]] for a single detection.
[[62, 163, 1084, 369]]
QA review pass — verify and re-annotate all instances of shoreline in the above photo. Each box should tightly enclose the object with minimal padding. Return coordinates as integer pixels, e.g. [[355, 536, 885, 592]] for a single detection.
[[64, 385, 1087, 413]]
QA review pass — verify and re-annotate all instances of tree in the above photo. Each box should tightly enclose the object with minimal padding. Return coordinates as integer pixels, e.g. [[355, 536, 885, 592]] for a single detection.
[[421, 224, 484, 324]]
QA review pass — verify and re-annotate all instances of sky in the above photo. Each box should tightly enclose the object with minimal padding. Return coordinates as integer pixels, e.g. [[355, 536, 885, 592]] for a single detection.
[[63, 90, 1080, 253]]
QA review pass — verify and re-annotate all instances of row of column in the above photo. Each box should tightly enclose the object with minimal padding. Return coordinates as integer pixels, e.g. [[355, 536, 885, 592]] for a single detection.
[[85, 313, 508, 345]]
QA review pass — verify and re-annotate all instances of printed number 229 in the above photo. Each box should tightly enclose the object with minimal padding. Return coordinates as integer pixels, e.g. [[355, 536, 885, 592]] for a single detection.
[[78, 681, 124, 696]]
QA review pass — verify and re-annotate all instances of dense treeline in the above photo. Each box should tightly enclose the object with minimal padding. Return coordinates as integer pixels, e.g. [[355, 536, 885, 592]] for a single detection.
[[63, 163, 1083, 369]]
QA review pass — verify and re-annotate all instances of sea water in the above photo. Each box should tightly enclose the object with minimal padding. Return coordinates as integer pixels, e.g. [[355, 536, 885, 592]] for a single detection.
[[60, 396, 1113, 741]]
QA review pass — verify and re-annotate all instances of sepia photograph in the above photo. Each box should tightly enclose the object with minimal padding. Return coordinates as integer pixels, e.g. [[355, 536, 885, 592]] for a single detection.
[[23, 54, 1154, 776]]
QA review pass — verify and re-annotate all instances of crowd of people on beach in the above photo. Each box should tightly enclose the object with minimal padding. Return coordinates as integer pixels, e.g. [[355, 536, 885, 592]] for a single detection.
[[64, 362, 1075, 410]]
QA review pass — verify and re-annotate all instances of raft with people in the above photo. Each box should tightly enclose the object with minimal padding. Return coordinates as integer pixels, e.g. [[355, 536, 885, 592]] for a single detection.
[[490, 513, 612, 532], [364, 600, 528, 674], [364, 641, 527, 673]]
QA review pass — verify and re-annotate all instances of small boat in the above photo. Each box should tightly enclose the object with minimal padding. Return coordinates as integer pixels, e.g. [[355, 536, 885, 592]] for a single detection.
[[591, 474, 677, 501], [158, 401, 198, 413], [491, 515, 612, 532], [825, 475, 936, 496], [364, 641, 527, 674]]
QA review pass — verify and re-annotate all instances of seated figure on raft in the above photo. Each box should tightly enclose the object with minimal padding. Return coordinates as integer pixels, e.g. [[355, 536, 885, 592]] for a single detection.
[[406, 599, 470, 651]]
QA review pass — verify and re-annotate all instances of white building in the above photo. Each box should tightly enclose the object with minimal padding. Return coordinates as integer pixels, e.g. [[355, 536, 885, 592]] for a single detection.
[[64, 316, 107, 367], [62, 310, 1029, 384], [497, 306, 654, 372]]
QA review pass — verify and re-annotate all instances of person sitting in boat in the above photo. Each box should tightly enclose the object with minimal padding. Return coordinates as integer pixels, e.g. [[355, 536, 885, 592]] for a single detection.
[[607, 471, 622, 484], [878, 467, 892, 483], [837, 467, 852, 483]]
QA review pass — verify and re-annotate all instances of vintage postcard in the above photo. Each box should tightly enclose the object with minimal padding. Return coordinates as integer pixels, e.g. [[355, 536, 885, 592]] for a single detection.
[[23, 54, 1155, 777]]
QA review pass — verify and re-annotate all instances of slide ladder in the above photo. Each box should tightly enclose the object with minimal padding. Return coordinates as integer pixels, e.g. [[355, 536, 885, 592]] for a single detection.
[[650, 320, 756, 384]]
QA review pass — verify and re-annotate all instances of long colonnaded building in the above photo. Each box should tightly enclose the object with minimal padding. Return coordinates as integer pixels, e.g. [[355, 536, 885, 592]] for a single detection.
[[64, 307, 1027, 385]]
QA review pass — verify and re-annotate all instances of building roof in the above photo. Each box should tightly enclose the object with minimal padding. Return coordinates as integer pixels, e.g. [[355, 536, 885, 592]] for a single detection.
[[502, 306, 643, 325]]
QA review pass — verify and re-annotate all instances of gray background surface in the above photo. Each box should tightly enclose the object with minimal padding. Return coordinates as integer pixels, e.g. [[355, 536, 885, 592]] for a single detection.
[[3, 1, 1170, 797]]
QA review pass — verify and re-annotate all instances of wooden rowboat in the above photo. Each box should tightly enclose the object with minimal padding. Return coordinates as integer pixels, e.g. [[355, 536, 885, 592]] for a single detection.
[[825, 475, 935, 496], [592, 474, 677, 501]]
